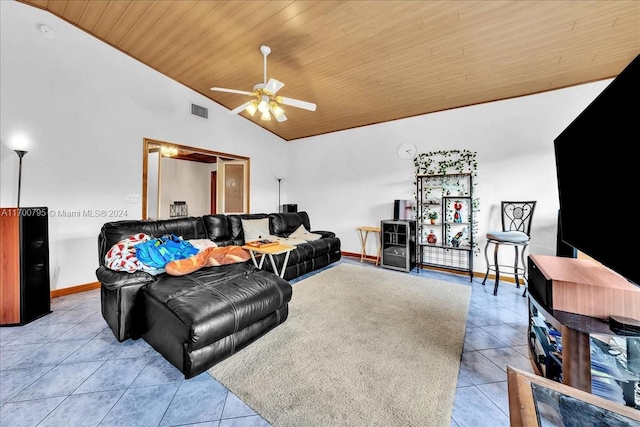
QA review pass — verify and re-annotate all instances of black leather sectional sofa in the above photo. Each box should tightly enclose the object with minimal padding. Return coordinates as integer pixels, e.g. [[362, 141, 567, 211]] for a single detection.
[[96, 211, 340, 378]]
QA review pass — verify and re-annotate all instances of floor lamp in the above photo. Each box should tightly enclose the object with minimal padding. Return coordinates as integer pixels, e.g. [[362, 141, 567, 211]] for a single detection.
[[3, 136, 30, 208], [15, 150, 28, 207], [276, 178, 282, 212]]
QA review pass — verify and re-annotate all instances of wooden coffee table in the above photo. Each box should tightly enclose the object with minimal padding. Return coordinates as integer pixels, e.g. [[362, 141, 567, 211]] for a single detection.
[[242, 243, 295, 278]]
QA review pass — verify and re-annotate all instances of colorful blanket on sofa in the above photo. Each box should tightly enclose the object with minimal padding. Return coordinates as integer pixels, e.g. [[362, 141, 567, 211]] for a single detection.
[[105, 233, 248, 275], [105, 233, 155, 273], [135, 234, 199, 269]]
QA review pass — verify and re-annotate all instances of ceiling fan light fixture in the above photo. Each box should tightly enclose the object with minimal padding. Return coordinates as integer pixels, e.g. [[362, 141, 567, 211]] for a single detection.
[[257, 97, 269, 113], [245, 100, 258, 116], [269, 102, 285, 120], [210, 45, 315, 123]]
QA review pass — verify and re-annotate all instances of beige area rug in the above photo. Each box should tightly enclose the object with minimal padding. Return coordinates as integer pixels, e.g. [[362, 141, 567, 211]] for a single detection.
[[208, 263, 471, 427]]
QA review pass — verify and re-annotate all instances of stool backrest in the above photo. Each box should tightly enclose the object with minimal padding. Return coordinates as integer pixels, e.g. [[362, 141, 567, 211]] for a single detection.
[[501, 201, 536, 236]]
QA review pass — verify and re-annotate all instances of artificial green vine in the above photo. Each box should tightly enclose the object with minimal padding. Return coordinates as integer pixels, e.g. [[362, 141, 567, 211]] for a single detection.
[[413, 150, 480, 255], [414, 149, 478, 176]]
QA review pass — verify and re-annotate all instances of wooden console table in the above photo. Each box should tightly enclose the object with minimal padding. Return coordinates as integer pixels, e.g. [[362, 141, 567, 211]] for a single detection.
[[528, 254, 640, 319], [527, 254, 640, 394]]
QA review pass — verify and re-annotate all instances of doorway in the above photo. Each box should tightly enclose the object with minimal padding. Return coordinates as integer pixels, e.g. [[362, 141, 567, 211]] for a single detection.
[[142, 138, 250, 219]]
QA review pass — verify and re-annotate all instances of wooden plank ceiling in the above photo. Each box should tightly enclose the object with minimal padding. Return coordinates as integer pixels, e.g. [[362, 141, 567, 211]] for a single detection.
[[19, 0, 640, 141]]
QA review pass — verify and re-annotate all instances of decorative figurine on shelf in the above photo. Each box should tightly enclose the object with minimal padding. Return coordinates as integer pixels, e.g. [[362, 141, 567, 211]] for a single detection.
[[427, 229, 437, 245], [453, 201, 463, 223], [451, 228, 467, 247]]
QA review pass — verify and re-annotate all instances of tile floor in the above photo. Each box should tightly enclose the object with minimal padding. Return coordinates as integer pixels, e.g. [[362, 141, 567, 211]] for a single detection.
[[1, 257, 532, 426]]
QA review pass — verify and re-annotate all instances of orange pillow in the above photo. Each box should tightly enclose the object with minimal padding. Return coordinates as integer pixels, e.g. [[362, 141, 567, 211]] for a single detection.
[[165, 246, 251, 276], [165, 251, 207, 276], [203, 246, 251, 266]]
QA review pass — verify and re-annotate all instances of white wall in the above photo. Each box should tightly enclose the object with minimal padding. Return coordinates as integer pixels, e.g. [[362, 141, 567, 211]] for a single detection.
[[147, 152, 160, 219], [0, 1, 288, 290], [286, 79, 612, 275], [0, 0, 614, 289], [159, 157, 211, 219]]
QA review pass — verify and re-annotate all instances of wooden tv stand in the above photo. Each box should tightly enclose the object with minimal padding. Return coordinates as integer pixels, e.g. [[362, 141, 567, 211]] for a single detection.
[[527, 254, 640, 394], [529, 254, 640, 319]]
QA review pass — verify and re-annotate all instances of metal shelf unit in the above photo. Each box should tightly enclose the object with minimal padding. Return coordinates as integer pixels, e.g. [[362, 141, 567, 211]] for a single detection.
[[416, 173, 474, 281]]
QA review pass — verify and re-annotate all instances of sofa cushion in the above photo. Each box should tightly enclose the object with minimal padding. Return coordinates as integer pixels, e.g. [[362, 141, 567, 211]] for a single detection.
[[288, 224, 322, 241], [275, 237, 308, 246], [227, 214, 269, 243], [241, 218, 271, 241], [269, 212, 311, 236], [202, 215, 233, 242], [263, 238, 334, 268]]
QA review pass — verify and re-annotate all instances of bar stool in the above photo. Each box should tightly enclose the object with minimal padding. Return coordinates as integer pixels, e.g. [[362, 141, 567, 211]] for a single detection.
[[482, 201, 536, 295]]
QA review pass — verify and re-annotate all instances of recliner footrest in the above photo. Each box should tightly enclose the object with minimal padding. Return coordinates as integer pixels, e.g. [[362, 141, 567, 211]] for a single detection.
[[140, 263, 292, 378]]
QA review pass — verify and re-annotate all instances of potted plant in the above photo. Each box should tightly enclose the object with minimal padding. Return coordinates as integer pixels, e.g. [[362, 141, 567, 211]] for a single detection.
[[427, 210, 439, 224]]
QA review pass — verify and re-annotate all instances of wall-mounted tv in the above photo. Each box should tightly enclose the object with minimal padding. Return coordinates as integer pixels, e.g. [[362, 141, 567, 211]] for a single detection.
[[554, 53, 639, 287]]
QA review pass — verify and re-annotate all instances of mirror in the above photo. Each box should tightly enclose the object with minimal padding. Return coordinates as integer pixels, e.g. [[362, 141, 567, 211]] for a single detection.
[[142, 138, 250, 219]]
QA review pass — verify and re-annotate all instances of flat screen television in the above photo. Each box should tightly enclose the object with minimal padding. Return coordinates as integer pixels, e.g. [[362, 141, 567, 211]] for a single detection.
[[554, 53, 640, 287]]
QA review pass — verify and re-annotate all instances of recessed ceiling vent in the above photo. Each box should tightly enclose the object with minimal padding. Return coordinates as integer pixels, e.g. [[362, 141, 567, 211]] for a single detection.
[[191, 103, 208, 119]]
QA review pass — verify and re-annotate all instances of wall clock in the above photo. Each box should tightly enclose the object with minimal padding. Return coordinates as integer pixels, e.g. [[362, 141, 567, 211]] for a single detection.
[[398, 143, 417, 160]]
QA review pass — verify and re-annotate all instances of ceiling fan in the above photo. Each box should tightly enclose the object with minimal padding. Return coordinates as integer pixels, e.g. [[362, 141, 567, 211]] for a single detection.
[[210, 45, 316, 122]]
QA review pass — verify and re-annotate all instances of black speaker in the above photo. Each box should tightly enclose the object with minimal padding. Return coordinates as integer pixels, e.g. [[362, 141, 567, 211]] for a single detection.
[[282, 204, 297, 213], [20, 209, 51, 323], [0, 207, 51, 325], [393, 200, 401, 220]]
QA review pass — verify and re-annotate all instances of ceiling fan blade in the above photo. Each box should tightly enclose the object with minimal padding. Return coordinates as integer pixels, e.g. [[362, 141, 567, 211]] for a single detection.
[[210, 87, 253, 96], [264, 78, 285, 95], [277, 96, 317, 112], [229, 101, 253, 115]]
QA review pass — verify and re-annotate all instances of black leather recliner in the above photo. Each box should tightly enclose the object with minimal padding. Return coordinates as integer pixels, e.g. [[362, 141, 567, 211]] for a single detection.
[[96, 212, 340, 378], [97, 217, 207, 342]]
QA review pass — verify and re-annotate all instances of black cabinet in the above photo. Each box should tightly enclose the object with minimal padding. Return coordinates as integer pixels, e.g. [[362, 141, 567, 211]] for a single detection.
[[380, 220, 416, 272]]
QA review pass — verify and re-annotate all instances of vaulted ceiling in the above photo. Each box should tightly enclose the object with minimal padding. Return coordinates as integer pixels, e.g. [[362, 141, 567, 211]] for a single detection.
[[19, 0, 640, 141]]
